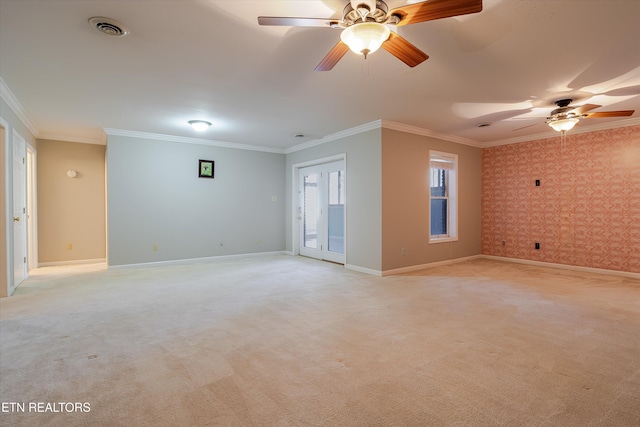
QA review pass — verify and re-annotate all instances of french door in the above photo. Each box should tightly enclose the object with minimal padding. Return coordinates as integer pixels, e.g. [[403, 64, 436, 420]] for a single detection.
[[299, 160, 345, 264]]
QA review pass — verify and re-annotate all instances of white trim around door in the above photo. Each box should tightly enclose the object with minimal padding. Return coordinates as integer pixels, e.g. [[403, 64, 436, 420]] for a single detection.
[[291, 154, 347, 265]]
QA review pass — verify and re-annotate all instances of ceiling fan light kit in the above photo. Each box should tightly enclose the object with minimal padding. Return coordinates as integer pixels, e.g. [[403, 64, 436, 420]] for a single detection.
[[258, 0, 483, 71], [515, 98, 635, 134], [547, 99, 582, 133], [340, 22, 390, 57], [548, 118, 579, 132]]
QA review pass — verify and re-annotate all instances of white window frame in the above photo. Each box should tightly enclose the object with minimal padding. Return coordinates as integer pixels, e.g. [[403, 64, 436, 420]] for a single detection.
[[429, 150, 458, 244]]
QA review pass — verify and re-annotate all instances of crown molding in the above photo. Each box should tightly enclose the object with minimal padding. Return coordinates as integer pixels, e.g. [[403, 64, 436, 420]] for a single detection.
[[284, 120, 382, 154], [484, 117, 640, 147], [38, 132, 107, 145], [381, 120, 484, 148], [285, 119, 489, 154], [0, 77, 39, 137], [104, 128, 284, 154]]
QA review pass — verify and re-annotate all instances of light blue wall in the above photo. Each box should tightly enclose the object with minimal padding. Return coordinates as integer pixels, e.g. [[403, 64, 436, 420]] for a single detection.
[[107, 135, 286, 266], [285, 128, 383, 273]]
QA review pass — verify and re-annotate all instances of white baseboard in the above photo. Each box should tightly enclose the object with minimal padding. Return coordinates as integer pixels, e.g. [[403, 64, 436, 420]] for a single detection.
[[377, 254, 639, 279], [108, 251, 287, 270], [38, 258, 106, 267], [481, 255, 640, 279], [346, 264, 383, 277], [106, 251, 639, 279], [381, 255, 482, 276]]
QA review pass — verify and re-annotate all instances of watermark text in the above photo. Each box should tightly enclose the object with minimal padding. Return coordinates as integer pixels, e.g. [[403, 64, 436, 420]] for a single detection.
[[2, 402, 91, 413]]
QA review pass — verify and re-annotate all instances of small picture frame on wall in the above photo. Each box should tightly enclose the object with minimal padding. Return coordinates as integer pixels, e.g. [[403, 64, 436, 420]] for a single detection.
[[198, 159, 215, 178]]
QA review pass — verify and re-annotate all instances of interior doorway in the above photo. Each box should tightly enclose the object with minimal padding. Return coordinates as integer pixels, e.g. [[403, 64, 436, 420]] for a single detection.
[[298, 159, 346, 264], [1, 121, 35, 297]]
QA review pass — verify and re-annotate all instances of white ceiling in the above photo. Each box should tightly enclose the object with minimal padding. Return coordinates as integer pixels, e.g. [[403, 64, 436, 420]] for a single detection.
[[1, 0, 639, 150]]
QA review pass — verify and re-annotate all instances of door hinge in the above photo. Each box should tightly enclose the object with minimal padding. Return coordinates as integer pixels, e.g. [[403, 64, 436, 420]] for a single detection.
[[23, 207, 26, 214], [23, 257, 26, 263]]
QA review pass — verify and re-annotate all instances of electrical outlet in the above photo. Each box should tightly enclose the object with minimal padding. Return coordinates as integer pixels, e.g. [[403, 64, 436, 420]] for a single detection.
[[153, 243, 158, 251], [535, 179, 540, 186], [67, 243, 73, 250], [535, 242, 540, 250], [401, 247, 406, 256]]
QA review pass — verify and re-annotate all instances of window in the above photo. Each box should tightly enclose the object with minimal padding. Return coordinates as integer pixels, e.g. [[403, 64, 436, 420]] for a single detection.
[[429, 151, 457, 243]]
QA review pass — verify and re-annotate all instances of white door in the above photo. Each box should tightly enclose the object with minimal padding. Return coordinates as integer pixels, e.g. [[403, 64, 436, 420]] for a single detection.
[[299, 160, 345, 264], [300, 165, 322, 260], [27, 146, 38, 270], [12, 131, 27, 288]]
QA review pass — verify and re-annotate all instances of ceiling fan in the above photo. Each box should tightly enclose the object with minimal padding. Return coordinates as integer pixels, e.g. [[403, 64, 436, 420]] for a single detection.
[[258, 0, 483, 71], [518, 99, 635, 133]]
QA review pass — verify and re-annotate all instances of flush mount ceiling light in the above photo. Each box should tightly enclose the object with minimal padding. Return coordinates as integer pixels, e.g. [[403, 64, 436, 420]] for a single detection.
[[548, 118, 579, 132], [188, 120, 212, 131]]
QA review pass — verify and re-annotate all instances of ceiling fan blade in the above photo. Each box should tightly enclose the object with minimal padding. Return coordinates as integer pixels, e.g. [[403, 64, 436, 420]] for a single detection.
[[584, 110, 635, 118], [258, 16, 338, 27], [389, 0, 483, 26], [382, 32, 429, 67], [315, 41, 350, 71], [572, 103, 601, 115]]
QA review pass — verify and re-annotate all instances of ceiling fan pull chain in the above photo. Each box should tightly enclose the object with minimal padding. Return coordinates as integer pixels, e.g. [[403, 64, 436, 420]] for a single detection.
[[362, 57, 370, 76]]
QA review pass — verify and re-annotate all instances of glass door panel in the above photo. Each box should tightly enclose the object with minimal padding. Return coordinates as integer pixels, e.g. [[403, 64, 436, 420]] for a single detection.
[[298, 160, 345, 264], [327, 170, 344, 255], [303, 173, 318, 249]]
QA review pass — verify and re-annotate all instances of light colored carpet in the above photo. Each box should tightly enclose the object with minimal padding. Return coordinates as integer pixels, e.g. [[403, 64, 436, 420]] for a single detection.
[[0, 255, 638, 426]]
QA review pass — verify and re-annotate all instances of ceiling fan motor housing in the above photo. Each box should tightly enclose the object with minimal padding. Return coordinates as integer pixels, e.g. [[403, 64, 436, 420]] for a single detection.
[[351, 0, 376, 14], [344, 0, 389, 24], [555, 99, 573, 108], [549, 99, 577, 118]]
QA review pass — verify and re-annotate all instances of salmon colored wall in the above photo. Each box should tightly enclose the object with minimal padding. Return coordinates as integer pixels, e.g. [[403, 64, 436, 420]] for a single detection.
[[482, 125, 640, 273]]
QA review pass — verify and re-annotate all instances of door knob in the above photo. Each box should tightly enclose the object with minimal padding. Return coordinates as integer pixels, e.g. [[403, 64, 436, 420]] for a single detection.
[[13, 217, 20, 222]]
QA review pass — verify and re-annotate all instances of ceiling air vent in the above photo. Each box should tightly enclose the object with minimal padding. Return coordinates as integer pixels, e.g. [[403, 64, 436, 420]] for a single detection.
[[88, 17, 129, 37]]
